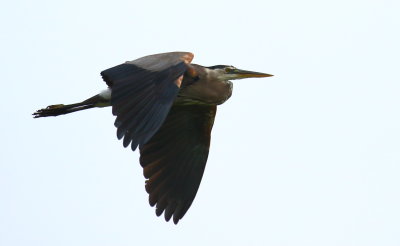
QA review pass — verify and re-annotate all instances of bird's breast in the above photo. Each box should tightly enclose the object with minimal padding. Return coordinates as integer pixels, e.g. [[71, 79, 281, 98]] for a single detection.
[[177, 79, 233, 105]]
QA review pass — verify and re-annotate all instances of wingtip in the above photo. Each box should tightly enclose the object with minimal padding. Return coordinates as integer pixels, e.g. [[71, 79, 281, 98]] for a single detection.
[[173, 216, 180, 225]]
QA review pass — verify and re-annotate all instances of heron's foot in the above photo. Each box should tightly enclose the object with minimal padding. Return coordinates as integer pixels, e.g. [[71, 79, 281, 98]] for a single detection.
[[33, 104, 66, 118]]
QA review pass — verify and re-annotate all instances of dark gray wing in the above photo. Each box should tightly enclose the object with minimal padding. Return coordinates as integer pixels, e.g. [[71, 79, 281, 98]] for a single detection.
[[139, 104, 217, 224], [101, 52, 194, 150]]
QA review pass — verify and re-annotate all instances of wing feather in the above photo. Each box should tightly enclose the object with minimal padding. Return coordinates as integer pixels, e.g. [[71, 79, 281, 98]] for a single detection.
[[139, 104, 217, 224], [101, 52, 194, 150]]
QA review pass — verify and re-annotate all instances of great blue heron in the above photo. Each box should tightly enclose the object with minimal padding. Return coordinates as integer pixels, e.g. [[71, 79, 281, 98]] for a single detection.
[[33, 52, 273, 224]]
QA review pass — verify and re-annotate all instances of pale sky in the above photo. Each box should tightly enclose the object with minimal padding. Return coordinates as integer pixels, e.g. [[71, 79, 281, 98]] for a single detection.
[[1, 0, 400, 245]]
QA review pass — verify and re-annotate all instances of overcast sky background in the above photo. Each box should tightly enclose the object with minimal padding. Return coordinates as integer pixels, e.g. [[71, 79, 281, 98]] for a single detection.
[[1, 0, 399, 245]]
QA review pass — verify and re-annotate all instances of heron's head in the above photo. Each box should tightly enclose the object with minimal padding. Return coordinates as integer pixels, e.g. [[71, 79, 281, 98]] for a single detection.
[[207, 65, 273, 81]]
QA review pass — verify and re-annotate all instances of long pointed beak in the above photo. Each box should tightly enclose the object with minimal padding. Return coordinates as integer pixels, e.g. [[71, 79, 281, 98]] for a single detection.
[[232, 69, 274, 79]]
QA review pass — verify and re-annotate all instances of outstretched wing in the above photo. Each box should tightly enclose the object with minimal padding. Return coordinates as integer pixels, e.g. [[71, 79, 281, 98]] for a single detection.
[[139, 104, 217, 224], [101, 52, 194, 151]]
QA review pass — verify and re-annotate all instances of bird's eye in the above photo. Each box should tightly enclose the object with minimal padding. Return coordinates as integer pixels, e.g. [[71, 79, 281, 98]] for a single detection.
[[224, 67, 232, 73]]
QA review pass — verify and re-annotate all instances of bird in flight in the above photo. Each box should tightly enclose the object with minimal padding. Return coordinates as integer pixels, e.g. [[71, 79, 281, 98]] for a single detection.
[[33, 52, 273, 224]]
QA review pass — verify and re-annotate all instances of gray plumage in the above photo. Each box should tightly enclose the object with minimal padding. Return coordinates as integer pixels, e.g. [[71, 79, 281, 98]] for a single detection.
[[33, 51, 273, 224]]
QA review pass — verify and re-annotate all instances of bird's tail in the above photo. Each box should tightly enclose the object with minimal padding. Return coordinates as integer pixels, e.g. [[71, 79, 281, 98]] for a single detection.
[[33, 90, 111, 118]]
